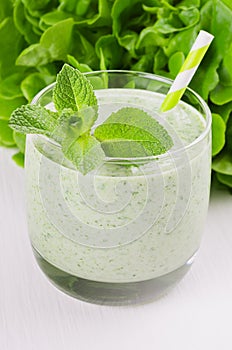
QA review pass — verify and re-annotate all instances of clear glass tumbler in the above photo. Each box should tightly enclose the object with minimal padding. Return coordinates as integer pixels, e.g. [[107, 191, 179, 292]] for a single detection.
[[26, 70, 211, 305]]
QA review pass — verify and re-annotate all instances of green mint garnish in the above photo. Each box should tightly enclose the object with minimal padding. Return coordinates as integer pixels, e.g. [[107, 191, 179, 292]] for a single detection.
[[94, 107, 173, 157], [9, 104, 58, 136], [53, 64, 98, 113], [9, 64, 174, 174]]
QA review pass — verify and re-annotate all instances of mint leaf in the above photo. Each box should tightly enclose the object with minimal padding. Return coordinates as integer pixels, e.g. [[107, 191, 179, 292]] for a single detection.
[[9, 105, 58, 136], [53, 64, 98, 113], [62, 134, 105, 175], [94, 107, 173, 157]]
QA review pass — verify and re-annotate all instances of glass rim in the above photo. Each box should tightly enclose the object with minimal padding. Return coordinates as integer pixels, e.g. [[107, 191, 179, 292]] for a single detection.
[[31, 69, 212, 163]]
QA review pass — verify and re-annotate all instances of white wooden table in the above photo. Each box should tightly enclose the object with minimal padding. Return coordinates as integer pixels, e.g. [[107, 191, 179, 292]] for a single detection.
[[1, 148, 232, 350]]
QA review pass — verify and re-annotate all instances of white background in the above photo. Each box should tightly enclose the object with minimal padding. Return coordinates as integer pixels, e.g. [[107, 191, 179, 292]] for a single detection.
[[1, 148, 232, 350]]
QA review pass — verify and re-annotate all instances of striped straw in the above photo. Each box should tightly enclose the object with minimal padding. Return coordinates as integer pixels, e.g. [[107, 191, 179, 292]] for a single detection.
[[161, 30, 214, 112]]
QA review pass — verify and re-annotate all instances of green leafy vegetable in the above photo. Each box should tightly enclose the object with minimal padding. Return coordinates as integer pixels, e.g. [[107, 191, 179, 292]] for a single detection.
[[168, 52, 185, 76], [226, 115, 232, 153], [0, 17, 24, 78], [0, 95, 26, 120], [16, 18, 74, 66], [0, 0, 232, 187], [21, 72, 55, 102], [212, 113, 226, 156], [94, 107, 173, 157], [12, 152, 25, 167], [216, 173, 232, 188], [67, 55, 92, 72], [0, 119, 15, 147], [212, 151, 232, 175]]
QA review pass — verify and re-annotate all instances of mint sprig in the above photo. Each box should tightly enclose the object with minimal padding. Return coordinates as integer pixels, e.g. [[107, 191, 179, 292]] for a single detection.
[[9, 64, 174, 174]]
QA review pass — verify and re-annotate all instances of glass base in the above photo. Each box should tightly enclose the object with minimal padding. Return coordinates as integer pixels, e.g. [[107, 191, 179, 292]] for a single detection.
[[33, 247, 194, 306]]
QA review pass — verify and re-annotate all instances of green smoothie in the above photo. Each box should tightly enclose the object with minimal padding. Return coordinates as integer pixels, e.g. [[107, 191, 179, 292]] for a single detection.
[[26, 88, 211, 286]]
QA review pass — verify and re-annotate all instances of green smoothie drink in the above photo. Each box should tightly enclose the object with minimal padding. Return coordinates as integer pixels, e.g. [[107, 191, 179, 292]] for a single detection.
[[15, 70, 212, 305]]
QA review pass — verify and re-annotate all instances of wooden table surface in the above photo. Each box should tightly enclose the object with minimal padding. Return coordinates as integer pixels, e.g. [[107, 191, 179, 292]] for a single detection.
[[1, 148, 232, 350]]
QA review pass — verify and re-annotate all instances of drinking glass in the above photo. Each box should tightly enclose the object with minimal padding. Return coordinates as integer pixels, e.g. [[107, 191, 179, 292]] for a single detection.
[[26, 70, 211, 305]]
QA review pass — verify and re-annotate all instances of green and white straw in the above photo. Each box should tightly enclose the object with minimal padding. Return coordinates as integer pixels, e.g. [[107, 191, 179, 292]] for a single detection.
[[161, 30, 214, 112]]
